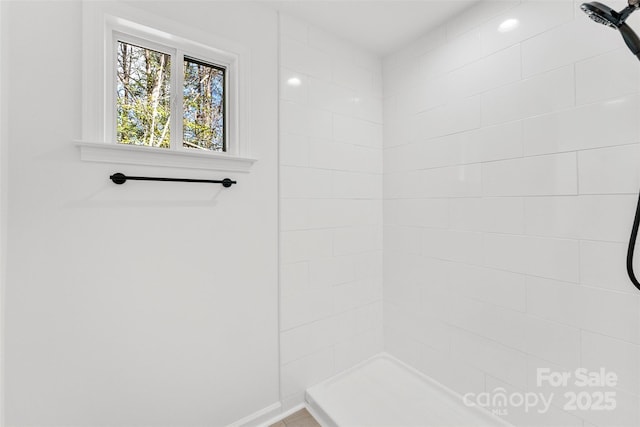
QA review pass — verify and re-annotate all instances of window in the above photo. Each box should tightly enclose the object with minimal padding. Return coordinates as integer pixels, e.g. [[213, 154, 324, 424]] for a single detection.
[[80, 2, 255, 171], [107, 28, 237, 155], [115, 40, 227, 152]]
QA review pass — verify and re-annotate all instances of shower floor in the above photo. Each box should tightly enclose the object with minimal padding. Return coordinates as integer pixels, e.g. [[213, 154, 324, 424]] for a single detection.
[[305, 354, 510, 427]]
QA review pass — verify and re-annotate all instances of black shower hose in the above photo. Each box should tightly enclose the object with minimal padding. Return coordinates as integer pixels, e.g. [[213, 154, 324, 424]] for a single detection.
[[627, 189, 640, 292]]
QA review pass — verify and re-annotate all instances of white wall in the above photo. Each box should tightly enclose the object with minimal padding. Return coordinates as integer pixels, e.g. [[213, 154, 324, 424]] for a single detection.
[[3, 1, 279, 425], [383, 0, 640, 426], [278, 14, 384, 409]]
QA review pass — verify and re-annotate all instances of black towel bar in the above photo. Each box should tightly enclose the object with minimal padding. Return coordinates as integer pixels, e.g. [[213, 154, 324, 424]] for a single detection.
[[109, 173, 236, 188]]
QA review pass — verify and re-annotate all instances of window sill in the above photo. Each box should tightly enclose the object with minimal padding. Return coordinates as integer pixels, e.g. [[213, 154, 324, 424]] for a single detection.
[[76, 141, 256, 172]]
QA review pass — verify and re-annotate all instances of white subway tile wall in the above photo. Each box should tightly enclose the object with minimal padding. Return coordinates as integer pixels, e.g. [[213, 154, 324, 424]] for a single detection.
[[279, 14, 384, 409], [383, 1, 640, 426]]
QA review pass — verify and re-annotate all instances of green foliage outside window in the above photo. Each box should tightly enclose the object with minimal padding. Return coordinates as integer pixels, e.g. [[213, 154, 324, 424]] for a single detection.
[[183, 58, 225, 152], [116, 41, 171, 148]]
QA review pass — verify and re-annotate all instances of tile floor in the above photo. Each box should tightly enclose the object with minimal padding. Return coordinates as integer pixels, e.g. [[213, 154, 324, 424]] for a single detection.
[[269, 409, 321, 427]]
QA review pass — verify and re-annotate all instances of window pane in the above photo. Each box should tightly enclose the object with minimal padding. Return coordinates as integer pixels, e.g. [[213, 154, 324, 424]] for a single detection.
[[183, 58, 225, 152], [116, 41, 171, 148]]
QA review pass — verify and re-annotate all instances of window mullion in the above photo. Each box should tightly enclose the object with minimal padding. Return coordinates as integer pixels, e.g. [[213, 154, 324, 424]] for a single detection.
[[172, 48, 184, 151]]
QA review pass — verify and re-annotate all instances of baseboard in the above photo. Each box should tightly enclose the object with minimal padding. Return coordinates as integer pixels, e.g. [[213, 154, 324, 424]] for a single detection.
[[255, 402, 305, 427], [226, 401, 282, 427]]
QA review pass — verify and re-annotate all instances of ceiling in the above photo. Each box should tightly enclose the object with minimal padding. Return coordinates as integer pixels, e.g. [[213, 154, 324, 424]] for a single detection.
[[262, 0, 479, 57]]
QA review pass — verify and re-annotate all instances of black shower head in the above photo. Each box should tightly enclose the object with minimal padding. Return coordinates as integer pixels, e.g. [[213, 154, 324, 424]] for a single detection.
[[581, 1, 640, 59], [581, 1, 622, 28]]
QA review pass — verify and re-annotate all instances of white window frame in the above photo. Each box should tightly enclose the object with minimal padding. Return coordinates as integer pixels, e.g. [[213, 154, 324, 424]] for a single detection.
[[79, 1, 255, 172]]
